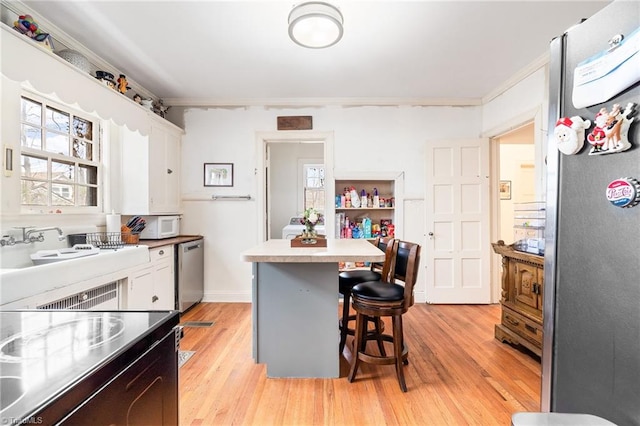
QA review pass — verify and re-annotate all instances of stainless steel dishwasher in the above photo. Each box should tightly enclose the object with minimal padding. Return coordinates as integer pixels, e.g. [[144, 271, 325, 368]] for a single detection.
[[176, 238, 204, 313]]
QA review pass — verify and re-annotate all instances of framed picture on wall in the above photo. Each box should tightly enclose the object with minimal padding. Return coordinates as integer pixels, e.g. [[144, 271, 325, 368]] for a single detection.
[[204, 163, 234, 187], [499, 180, 512, 200]]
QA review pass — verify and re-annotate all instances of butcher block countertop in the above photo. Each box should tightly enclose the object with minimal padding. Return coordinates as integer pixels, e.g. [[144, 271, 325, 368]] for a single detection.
[[139, 235, 203, 249], [242, 239, 385, 263]]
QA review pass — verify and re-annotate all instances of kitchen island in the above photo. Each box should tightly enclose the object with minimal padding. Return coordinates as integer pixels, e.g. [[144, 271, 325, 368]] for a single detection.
[[241, 239, 385, 378], [0, 310, 180, 425]]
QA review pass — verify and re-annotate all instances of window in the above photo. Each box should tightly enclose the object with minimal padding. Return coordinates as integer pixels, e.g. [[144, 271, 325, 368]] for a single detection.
[[20, 95, 99, 208], [303, 164, 325, 212]]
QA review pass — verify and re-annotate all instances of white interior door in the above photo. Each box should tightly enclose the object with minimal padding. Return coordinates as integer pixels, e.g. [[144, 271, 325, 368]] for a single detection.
[[425, 139, 491, 303]]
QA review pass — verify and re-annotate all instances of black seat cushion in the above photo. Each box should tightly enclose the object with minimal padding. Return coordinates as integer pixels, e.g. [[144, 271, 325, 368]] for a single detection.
[[351, 281, 404, 302], [339, 270, 382, 293]]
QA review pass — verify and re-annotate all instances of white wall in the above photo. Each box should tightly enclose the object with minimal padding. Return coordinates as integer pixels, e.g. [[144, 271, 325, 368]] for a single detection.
[[499, 144, 536, 243], [180, 105, 482, 302], [269, 142, 323, 238], [482, 67, 549, 199]]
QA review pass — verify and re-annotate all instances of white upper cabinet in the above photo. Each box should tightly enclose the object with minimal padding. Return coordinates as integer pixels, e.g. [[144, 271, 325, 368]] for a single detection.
[[121, 120, 182, 215]]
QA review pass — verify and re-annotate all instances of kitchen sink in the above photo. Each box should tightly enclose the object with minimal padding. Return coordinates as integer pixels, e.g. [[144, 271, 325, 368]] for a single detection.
[[30, 245, 100, 265], [1, 245, 150, 308]]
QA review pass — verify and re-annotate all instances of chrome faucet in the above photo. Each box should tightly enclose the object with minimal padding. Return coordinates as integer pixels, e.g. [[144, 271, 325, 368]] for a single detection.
[[25, 227, 66, 243], [0, 226, 65, 246]]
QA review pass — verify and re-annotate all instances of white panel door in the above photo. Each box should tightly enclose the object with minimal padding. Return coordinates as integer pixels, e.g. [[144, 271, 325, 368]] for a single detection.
[[425, 139, 490, 303]]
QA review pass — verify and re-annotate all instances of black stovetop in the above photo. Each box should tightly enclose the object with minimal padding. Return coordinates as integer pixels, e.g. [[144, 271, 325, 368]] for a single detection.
[[0, 310, 179, 424]]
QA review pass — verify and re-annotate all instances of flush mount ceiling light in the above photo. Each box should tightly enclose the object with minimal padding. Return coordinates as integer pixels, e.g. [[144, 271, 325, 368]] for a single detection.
[[288, 2, 344, 49]]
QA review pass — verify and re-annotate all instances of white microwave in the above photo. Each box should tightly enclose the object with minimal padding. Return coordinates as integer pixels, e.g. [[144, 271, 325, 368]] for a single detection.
[[139, 215, 180, 239]]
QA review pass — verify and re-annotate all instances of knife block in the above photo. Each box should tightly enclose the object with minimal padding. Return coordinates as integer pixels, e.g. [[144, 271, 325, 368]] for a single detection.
[[121, 225, 140, 244]]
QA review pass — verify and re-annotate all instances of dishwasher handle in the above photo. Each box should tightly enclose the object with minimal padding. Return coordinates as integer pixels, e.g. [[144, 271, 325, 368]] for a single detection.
[[184, 242, 202, 252]]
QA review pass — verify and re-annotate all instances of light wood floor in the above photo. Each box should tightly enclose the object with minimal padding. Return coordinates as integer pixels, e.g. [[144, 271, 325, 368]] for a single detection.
[[178, 302, 541, 425]]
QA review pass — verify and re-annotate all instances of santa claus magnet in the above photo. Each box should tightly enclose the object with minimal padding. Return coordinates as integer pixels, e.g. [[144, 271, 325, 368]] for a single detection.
[[587, 102, 636, 156], [606, 177, 640, 208], [554, 116, 591, 155]]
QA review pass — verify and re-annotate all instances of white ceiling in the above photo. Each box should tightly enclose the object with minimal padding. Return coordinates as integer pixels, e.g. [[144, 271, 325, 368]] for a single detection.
[[21, 0, 612, 105]]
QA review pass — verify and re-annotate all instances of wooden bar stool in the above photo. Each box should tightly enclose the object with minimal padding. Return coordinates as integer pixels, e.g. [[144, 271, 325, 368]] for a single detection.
[[338, 237, 396, 353], [347, 240, 421, 392]]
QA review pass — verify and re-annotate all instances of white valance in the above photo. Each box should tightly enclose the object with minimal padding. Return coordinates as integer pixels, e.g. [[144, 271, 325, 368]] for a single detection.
[[1, 25, 150, 136]]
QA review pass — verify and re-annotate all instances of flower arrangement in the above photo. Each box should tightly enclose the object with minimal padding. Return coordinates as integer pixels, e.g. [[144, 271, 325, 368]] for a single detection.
[[300, 208, 323, 238]]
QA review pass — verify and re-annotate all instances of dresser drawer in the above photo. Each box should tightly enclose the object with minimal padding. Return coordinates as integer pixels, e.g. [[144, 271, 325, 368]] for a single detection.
[[150, 245, 174, 263], [501, 306, 543, 346]]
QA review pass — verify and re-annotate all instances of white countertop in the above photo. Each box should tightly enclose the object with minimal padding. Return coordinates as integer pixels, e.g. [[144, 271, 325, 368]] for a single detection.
[[241, 239, 385, 263]]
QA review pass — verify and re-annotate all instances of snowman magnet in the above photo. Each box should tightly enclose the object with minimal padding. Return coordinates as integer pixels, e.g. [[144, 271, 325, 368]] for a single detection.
[[553, 116, 591, 155], [587, 102, 636, 155]]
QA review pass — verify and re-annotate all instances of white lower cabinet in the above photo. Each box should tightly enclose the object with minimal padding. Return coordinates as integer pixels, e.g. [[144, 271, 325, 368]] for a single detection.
[[127, 245, 175, 310]]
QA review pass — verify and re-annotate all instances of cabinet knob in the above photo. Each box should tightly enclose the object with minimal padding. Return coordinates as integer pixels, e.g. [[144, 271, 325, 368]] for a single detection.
[[159, 250, 164, 256], [428, 232, 434, 239], [167, 168, 173, 174], [152, 295, 159, 303]]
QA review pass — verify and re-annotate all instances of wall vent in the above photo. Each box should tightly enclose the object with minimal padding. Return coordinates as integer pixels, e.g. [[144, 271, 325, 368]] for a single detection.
[[37, 282, 118, 310]]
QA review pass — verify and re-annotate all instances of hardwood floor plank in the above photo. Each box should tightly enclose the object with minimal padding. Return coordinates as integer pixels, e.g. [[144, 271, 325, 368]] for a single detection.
[[179, 302, 541, 425]]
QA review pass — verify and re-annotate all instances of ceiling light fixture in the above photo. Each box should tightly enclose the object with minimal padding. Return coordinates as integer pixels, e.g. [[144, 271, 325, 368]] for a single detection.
[[288, 2, 344, 49]]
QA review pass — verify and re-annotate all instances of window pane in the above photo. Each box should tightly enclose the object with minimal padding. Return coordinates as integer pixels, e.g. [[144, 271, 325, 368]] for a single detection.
[[78, 164, 98, 185], [72, 139, 92, 160], [46, 106, 70, 133], [304, 165, 325, 188], [46, 131, 70, 155], [305, 188, 325, 212], [52, 160, 74, 182], [21, 155, 48, 179], [72, 116, 92, 141], [21, 124, 42, 149], [21, 180, 48, 205], [76, 185, 97, 206], [52, 184, 74, 206], [22, 98, 42, 125]]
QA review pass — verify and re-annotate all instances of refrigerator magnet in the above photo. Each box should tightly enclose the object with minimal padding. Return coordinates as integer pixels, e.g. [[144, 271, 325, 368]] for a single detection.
[[587, 102, 636, 155], [606, 177, 640, 208], [553, 116, 591, 155]]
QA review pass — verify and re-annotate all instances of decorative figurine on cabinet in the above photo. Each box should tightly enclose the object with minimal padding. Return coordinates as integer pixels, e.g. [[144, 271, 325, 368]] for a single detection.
[[13, 14, 49, 41], [117, 74, 131, 94], [553, 116, 591, 155], [153, 99, 170, 118], [95, 71, 116, 90], [133, 93, 142, 104]]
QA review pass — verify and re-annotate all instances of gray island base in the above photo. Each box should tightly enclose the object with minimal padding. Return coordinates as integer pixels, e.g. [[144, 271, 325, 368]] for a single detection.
[[242, 239, 385, 378]]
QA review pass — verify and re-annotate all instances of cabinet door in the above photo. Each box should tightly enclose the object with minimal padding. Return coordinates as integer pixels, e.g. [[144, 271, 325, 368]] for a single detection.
[[127, 266, 154, 309], [153, 260, 175, 310], [58, 329, 178, 425], [164, 130, 181, 213], [513, 262, 540, 310], [148, 124, 181, 214], [150, 246, 176, 310]]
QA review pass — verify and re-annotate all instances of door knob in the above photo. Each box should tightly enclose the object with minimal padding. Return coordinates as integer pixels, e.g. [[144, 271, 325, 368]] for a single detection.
[[428, 232, 434, 239]]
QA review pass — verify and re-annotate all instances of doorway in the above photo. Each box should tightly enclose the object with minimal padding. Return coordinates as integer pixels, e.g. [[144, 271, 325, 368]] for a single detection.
[[496, 123, 536, 242], [254, 131, 335, 243], [268, 142, 323, 239]]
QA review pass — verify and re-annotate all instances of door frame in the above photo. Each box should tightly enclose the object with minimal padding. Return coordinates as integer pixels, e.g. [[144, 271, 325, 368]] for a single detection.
[[255, 131, 335, 243], [482, 106, 543, 303]]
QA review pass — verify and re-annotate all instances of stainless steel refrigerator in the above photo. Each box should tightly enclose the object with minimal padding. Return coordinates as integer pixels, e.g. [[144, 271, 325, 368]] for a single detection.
[[543, 1, 640, 424]]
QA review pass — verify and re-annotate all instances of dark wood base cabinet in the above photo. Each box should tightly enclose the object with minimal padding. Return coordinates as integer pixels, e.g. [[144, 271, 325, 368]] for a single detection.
[[58, 328, 178, 425], [492, 241, 543, 358]]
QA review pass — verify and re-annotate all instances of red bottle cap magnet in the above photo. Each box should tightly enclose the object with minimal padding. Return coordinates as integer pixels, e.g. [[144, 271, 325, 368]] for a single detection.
[[606, 177, 640, 208]]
